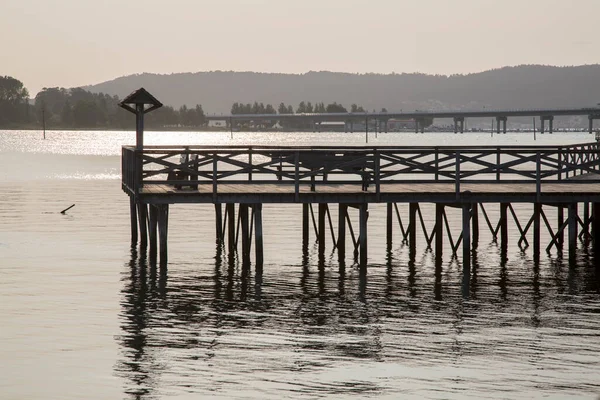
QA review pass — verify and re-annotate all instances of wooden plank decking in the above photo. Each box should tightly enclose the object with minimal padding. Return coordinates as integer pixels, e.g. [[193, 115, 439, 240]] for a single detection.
[[137, 182, 600, 204]]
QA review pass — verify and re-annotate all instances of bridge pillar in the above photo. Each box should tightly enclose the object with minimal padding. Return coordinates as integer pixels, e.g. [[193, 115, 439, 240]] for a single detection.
[[454, 117, 465, 134], [588, 115, 599, 134], [540, 116, 554, 134], [496, 116, 507, 133], [540, 117, 545, 134]]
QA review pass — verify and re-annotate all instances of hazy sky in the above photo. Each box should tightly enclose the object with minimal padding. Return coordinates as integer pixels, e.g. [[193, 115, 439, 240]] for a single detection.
[[2, 0, 599, 96]]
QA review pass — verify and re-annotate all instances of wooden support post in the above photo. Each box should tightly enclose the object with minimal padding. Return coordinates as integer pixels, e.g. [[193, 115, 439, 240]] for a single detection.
[[472, 203, 479, 249], [215, 204, 223, 242], [157, 204, 169, 266], [435, 204, 444, 264], [254, 204, 264, 269], [137, 203, 148, 248], [462, 203, 471, 276], [148, 205, 158, 260], [500, 203, 508, 255], [226, 203, 235, 254], [558, 206, 564, 248], [593, 203, 600, 254], [386, 203, 393, 249], [359, 204, 368, 269], [302, 203, 309, 246], [240, 204, 250, 266], [338, 204, 347, 260], [584, 202, 590, 240], [533, 203, 541, 261], [409, 203, 417, 253], [318, 203, 327, 255], [569, 203, 578, 261], [130, 197, 138, 243]]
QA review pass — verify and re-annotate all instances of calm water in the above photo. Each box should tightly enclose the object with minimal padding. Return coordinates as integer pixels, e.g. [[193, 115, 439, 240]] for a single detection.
[[1, 129, 599, 399]]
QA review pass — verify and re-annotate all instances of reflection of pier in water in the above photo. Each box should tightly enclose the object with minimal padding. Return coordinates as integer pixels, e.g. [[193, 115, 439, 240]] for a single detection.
[[114, 237, 598, 398]]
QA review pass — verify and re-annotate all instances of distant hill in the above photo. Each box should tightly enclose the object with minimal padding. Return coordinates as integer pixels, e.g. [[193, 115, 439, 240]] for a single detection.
[[83, 65, 600, 115]]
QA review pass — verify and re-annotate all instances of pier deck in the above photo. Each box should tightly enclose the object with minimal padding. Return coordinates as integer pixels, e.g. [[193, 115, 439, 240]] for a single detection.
[[122, 142, 600, 270], [140, 182, 600, 203]]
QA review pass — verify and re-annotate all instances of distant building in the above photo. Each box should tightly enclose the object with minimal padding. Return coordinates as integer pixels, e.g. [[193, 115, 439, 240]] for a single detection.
[[387, 119, 416, 131]]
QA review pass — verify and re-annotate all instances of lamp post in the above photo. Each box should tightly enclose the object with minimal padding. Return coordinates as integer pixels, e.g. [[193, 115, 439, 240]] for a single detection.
[[118, 87, 163, 150]]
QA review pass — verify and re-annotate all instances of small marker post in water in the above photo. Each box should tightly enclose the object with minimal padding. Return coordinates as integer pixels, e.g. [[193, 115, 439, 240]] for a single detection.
[[60, 204, 75, 214]]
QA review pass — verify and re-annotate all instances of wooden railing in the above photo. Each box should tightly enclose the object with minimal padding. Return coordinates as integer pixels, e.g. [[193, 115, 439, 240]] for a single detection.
[[121, 143, 600, 199]]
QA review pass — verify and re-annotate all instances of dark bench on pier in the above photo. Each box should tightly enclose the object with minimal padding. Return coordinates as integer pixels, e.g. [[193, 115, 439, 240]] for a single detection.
[[167, 153, 198, 189], [272, 151, 374, 190]]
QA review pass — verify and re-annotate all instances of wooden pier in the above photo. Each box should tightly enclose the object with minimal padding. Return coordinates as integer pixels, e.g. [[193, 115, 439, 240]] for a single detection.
[[122, 142, 600, 273], [118, 88, 600, 279]]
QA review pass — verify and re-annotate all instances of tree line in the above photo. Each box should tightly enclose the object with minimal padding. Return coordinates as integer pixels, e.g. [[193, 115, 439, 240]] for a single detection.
[[0, 75, 207, 129], [230, 100, 390, 129], [1, 74, 401, 131]]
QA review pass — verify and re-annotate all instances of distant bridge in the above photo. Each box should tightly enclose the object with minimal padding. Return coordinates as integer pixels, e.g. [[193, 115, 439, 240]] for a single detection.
[[206, 107, 600, 134]]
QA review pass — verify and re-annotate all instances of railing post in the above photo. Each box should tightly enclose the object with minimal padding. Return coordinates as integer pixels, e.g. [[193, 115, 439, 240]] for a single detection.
[[248, 147, 253, 181], [136, 148, 143, 195], [212, 153, 217, 202], [455, 150, 460, 200], [435, 148, 439, 181], [375, 150, 380, 201], [295, 151, 300, 202], [496, 147, 500, 181], [558, 147, 562, 181], [536, 152, 541, 203]]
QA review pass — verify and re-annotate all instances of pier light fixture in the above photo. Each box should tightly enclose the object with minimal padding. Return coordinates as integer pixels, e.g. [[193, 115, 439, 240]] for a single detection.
[[119, 88, 163, 149]]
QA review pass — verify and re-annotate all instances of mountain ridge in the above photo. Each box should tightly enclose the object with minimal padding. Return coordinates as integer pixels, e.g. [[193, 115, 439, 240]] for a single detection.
[[83, 65, 600, 114]]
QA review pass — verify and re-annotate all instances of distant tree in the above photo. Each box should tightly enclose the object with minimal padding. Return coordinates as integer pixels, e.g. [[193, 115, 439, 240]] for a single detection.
[[326, 102, 347, 113], [72, 100, 100, 127], [0, 76, 29, 125], [351, 104, 365, 113], [61, 99, 73, 126]]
